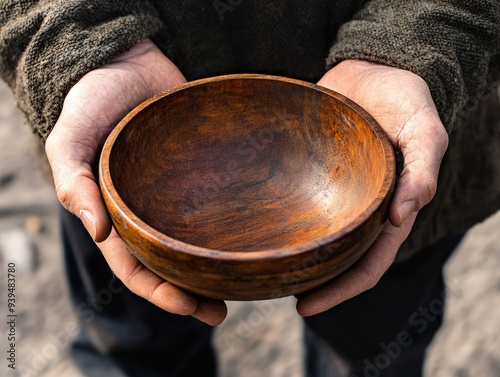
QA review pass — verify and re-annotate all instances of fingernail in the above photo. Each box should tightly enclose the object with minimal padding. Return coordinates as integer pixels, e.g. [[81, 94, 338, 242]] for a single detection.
[[79, 210, 97, 241], [398, 200, 415, 223]]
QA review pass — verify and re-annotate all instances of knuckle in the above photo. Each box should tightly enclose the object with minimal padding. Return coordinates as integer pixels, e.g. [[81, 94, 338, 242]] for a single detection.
[[421, 173, 438, 205], [125, 263, 145, 289], [430, 122, 449, 160], [424, 178, 438, 202], [436, 124, 449, 147], [405, 168, 438, 210], [55, 182, 73, 211], [44, 129, 64, 161], [145, 281, 164, 302], [357, 263, 379, 289]]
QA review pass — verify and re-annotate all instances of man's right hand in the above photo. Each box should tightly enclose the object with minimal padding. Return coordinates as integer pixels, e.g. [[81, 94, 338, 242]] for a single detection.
[[45, 39, 228, 326]]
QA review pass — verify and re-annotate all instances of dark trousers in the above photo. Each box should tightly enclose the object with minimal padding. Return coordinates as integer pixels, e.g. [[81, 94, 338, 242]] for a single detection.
[[304, 235, 461, 377], [60, 207, 462, 377]]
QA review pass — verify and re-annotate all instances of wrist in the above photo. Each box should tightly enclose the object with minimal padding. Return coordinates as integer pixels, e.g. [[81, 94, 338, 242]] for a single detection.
[[319, 59, 427, 101], [108, 38, 186, 96]]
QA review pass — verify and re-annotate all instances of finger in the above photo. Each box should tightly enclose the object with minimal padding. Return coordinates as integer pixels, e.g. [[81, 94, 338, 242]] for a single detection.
[[389, 107, 448, 226], [46, 126, 112, 242], [192, 298, 228, 326], [98, 229, 197, 315], [98, 229, 227, 324], [296, 213, 417, 317]]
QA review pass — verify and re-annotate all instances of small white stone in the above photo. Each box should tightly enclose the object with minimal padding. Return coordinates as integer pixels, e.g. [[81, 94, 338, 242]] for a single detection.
[[0, 228, 35, 274]]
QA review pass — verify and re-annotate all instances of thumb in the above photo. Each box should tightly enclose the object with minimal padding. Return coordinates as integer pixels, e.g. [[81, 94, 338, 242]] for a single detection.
[[45, 123, 112, 242], [44, 39, 187, 243], [389, 105, 449, 226]]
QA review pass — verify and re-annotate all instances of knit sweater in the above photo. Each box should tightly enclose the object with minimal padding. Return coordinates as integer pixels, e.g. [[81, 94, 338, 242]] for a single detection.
[[1, 0, 499, 260]]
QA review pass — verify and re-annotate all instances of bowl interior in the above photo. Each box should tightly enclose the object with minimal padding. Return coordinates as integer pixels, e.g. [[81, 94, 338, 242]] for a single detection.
[[108, 77, 389, 252]]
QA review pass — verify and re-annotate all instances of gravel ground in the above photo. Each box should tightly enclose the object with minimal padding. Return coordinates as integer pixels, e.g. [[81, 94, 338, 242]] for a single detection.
[[0, 80, 499, 377]]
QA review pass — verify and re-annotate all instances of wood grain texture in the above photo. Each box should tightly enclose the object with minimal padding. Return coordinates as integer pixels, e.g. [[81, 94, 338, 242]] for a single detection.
[[99, 74, 395, 300]]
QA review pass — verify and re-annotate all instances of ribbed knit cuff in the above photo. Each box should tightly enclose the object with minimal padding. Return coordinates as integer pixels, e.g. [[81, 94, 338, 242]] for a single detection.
[[326, 1, 500, 133]]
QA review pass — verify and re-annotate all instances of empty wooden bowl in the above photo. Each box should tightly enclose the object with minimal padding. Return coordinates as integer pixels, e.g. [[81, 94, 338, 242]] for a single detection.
[[99, 74, 395, 301]]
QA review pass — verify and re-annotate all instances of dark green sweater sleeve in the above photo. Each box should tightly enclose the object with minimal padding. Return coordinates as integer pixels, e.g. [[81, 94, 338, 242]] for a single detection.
[[327, 0, 500, 131], [0, 0, 163, 140]]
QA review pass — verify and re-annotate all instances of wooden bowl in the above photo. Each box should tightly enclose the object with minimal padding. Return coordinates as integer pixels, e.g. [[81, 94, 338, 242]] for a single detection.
[[99, 74, 395, 301]]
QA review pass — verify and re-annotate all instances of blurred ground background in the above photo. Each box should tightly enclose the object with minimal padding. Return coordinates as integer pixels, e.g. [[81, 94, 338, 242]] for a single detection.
[[0, 79, 499, 377]]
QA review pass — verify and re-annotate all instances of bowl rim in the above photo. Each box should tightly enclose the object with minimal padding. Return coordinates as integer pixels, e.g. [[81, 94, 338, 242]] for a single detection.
[[99, 73, 395, 262]]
